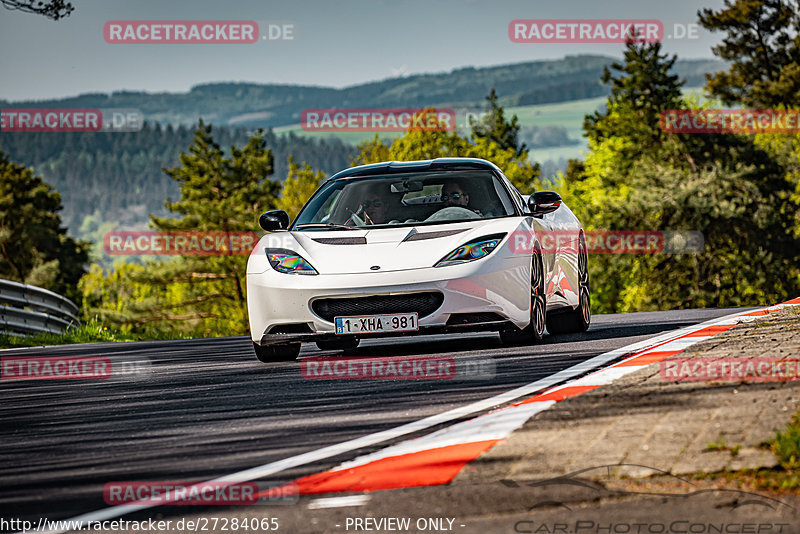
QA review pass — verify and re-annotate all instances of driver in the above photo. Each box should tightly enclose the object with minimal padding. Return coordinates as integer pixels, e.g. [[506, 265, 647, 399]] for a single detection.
[[441, 181, 482, 216]]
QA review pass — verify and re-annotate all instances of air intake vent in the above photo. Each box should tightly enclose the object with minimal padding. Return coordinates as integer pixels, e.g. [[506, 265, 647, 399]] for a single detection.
[[268, 323, 313, 334], [311, 292, 444, 322], [446, 312, 505, 326]]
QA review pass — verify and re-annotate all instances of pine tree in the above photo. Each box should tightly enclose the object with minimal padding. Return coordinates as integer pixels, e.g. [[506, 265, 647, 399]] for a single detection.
[[583, 40, 683, 174], [470, 89, 528, 157], [699, 0, 800, 107], [0, 150, 89, 302]]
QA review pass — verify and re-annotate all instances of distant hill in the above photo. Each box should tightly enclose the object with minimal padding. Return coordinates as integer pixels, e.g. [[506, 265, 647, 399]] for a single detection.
[[0, 54, 725, 249], [1, 55, 724, 129]]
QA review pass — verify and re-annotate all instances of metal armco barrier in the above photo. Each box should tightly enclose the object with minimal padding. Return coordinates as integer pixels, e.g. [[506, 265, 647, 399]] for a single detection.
[[0, 279, 80, 336]]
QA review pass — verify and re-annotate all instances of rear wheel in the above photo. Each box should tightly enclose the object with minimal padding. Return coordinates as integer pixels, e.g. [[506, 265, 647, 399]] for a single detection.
[[315, 337, 360, 352], [546, 232, 591, 334], [253, 342, 301, 363], [500, 249, 546, 344]]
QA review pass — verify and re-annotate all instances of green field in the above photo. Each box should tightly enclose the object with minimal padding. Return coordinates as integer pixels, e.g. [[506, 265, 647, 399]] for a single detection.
[[273, 88, 706, 164], [272, 97, 603, 163]]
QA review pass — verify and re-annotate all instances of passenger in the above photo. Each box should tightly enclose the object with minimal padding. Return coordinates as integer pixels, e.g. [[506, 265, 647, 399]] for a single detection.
[[346, 185, 389, 225], [359, 192, 387, 224]]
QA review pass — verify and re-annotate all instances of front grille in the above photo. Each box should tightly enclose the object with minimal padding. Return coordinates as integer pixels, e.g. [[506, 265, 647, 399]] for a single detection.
[[311, 292, 444, 322]]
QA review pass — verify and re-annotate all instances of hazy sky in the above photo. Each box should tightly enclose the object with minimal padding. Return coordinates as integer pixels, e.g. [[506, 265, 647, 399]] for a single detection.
[[0, 0, 725, 101]]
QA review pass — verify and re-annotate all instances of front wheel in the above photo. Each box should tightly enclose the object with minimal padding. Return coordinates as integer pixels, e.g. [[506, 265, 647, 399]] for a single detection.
[[253, 342, 301, 363], [546, 233, 591, 334]]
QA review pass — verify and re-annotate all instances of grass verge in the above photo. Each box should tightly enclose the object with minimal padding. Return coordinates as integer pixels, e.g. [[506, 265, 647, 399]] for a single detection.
[[0, 321, 192, 349]]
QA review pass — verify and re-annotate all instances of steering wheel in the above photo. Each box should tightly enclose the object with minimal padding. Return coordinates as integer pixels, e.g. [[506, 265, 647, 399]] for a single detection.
[[345, 210, 369, 226], [425, 206, 481, 222]]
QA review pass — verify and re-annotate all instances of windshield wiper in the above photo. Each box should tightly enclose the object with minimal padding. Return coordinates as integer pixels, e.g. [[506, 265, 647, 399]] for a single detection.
[[294, 223, 360, 231]]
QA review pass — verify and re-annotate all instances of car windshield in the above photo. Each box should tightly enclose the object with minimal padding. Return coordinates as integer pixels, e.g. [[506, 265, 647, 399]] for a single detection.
[[292, 170, 516, 230]]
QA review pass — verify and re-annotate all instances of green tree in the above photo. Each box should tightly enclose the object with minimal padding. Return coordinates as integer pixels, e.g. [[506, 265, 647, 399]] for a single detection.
[[83, 123, 281, 336], [275, 157, 325, 221], [0, 150, 88, 301], [470, 89, 528, 157], [558, 40, 800, 312], [698, 0, 800, 107], [583, 40, 684, 178]]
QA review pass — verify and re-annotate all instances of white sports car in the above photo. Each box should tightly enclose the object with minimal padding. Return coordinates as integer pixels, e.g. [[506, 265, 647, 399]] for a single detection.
[[246, 158, 590, 362]]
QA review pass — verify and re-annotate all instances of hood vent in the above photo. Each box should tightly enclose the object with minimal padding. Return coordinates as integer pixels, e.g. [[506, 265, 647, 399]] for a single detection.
[[310, 236, 367, 245], [402, 228, 468, 242]]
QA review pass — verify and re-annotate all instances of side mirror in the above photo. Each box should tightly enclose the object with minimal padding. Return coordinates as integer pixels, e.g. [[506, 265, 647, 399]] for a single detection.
[[528, 191, 562, 215], [259, 210, 290, 231]]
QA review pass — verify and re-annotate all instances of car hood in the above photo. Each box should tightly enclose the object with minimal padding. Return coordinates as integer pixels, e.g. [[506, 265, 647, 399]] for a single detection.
[[255, 219, 521, 275]]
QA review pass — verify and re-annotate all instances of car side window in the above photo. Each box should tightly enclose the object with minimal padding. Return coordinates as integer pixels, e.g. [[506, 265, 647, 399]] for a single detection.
[[493, 174, 523, 215]]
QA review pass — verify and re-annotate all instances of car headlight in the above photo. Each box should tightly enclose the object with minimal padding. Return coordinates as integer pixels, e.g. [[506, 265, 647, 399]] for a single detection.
[[435, 234, 506, 267], [265, 249, 318, 275]]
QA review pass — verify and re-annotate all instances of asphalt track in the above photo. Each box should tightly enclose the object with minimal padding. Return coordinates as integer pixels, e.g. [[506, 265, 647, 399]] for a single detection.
[[0, 307, 751, 524]]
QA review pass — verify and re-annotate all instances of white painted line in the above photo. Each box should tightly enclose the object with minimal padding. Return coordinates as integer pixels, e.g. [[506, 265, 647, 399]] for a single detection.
[[558, 365, 637, 387], [47, 307, 760, 532], [308, 495, 371, 509], [654, 336, 709, 352], [334, 400, 556, 471]]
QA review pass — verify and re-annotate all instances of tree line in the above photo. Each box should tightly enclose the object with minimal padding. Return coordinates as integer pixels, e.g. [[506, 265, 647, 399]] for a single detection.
[[0, 124, 357, 232]]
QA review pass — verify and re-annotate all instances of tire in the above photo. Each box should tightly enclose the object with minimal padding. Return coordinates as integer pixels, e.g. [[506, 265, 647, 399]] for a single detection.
[[252, 342, 301, 363], [500, 249, 546, 344], [315, 337, 360, 352], [546, 232, 591, 335]]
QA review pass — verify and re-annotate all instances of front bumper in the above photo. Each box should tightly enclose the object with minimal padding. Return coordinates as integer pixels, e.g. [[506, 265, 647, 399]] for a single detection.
[[256, 320, 515, 346], [246, 252, 531, 345]]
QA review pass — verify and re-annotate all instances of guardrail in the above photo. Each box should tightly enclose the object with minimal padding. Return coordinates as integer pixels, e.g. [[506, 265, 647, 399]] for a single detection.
[[0, 279, 80, 336]]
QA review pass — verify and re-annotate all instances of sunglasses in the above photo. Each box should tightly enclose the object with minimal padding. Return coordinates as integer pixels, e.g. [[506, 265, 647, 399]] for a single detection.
[[362, 199, 384, 208], [441, 192, 466, 201]]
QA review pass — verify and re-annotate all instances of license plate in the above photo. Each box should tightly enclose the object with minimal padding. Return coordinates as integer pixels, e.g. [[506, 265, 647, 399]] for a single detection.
[[334, 313, 419, 334]]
